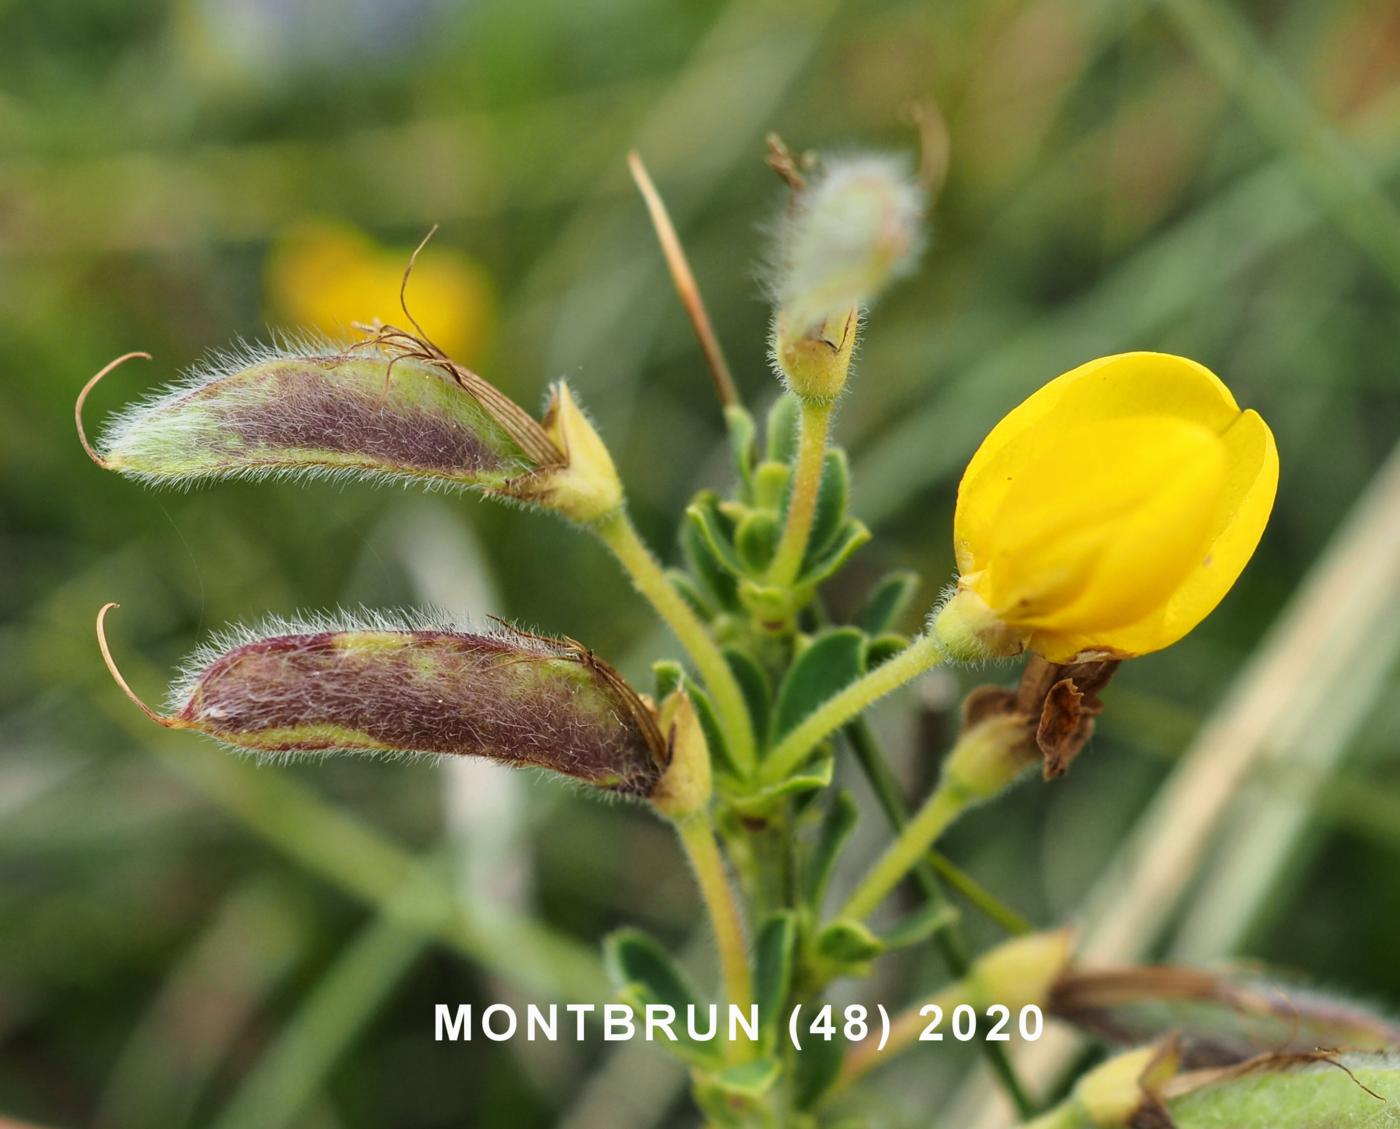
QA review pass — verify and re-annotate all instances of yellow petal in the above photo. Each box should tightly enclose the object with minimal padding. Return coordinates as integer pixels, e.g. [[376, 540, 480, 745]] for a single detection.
[[955, 352, 1239, 577], [954, 352, 1278, 661], [1033, 408, 1278, 659], [970, 417, 1226, 640], [265, 221, 495, 364]]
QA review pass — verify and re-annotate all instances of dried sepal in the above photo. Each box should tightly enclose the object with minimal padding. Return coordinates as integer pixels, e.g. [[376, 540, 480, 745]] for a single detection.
[[78, 331, 563, 493], [962, 654, 1120, 780], [97, 605, 668, 796]]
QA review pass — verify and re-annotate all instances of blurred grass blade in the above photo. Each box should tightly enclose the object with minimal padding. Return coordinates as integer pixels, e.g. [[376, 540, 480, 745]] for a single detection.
[[1161, 0, 1400, 291]]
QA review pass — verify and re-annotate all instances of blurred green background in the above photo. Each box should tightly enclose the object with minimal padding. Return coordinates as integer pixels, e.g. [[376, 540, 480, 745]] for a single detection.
[[3, 0, 1399, 1126]]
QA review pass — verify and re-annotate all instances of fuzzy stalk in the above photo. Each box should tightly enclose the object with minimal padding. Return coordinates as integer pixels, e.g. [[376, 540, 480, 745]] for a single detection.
[[839, 781, 971, 923], [765, 399, 833, 589], [673, 814, 754, 1038], [761, 633, 944, 784], [593, 509, 758, 775]]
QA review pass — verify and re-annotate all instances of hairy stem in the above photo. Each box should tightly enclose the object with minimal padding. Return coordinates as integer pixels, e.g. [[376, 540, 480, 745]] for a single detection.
[[839, 781, 970, 923], [766, 400, 833, 590], [593, 509, 757, 775], [762, 634, 943, 784], [674, 814, 754, 1032]]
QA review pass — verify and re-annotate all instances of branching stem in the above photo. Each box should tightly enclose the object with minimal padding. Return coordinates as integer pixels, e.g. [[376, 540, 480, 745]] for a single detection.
[[839, 781, 970, 922], [762, 633, 943, 784]]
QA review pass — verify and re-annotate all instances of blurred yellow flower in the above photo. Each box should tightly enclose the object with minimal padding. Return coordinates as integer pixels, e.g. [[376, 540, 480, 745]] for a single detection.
[[266, 221, 495, 365], [943, 352, 1277, 662]]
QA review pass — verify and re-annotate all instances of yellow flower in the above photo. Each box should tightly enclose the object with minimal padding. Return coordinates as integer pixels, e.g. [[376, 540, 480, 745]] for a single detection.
[[940, 351, 1278, 663], [266, 221, 495, 365]]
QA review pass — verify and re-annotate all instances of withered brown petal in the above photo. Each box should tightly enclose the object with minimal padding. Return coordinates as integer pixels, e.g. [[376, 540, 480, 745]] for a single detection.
[[173, 623, 667, 796], [1037, 678, 1097, 779]]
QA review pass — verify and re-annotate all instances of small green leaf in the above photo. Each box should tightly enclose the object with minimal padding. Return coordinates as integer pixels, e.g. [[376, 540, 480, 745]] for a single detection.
[[734, 510, 780, 573], [605, 929, 722, 1068], [803, 791, 859, 911], [863, 632, 910, 669], [652, 660, 685, 703], [754, 912, 797, 1055], [792, 1024, 845, 1110], [737, 752, 835, 814], [724, 648, 772, 748], [855, 570, 921, 634], [667, 568, 714, 619], [694, 1058, 783, 1124], [765, 393, 800, 463], [881, 901, 960, 950], [682, 676, 739, 780], [686, 494, 745, 577], [799, 449, 851, 571], [738, 579, 792, 628], [816, 919, 886, 965], [724, 404, 757, 500], [799, 518, 871, 586], [772, 628, 867, 744], [682, 501, 740, 611], [753, 460, 791, 511]]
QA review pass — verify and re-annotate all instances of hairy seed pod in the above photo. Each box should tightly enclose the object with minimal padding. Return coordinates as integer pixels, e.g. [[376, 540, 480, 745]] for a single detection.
[[1163, 1051, 1400, 1128], [98, 607, 668, 796], [78, 338, 563, 492]]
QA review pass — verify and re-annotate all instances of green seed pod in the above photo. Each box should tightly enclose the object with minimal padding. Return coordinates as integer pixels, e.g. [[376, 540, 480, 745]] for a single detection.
[[97, 605, 667, 796], [77, 337, 563, 492], [1164, 1051, 1400, 1128]]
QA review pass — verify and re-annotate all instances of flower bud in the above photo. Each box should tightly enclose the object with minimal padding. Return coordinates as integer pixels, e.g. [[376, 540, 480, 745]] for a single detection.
[[769, 155, 924, 330], [968, 929, 1075, 1013], [770, 307, 859, 404], [1075, 1040, 1179, 1127], [945, 352, 1278, 662]]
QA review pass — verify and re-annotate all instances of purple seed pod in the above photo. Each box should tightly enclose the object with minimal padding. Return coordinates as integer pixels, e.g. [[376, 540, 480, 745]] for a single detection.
[[98, 606, 668, 797], [76, 336, 563, 493]]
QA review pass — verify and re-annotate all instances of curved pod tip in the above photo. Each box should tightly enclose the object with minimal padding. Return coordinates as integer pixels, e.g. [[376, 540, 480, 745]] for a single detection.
[[76, 352, 152, 469]]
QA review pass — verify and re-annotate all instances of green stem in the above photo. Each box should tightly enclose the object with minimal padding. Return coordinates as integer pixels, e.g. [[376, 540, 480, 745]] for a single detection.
[[674, 814, 754, 1025], [593, 508, 757, 775], [844, 719, 1035, 1114], [1019, 1102, 1088, 1129], [765, 400, 832, 589], [839, 781, 971, 923], [762, 634, 944, 784], [926, 849, 1034, 937]]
